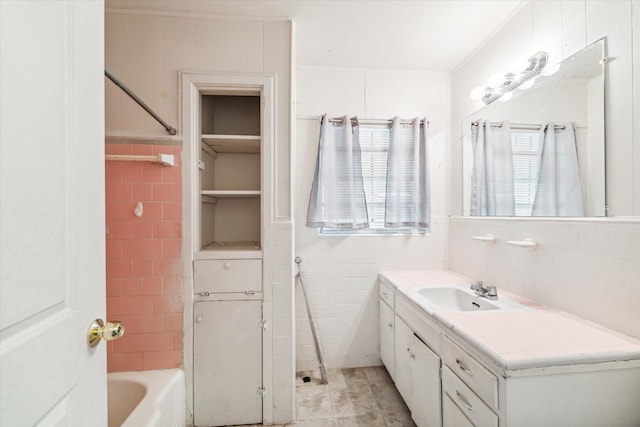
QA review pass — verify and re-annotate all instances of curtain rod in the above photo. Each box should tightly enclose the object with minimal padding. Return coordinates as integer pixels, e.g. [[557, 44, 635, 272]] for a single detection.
[[471, 121, 568, 131], [324, 116, 429, 127], [105, 69, 177, 135]]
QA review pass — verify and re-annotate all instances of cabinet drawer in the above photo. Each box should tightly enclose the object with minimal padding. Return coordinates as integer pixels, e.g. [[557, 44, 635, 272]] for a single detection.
[[443, 366, 498, 427], [379, 280, 395, 309], [442, 335, 498, 410], [194, 259, 262, 294]]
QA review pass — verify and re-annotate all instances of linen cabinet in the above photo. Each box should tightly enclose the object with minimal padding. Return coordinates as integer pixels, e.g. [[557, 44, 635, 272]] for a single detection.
[[182, 72, 276, 426]]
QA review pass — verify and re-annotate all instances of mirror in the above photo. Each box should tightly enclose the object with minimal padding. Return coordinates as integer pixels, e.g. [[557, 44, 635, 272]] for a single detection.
[[462, 38, 606, 217]]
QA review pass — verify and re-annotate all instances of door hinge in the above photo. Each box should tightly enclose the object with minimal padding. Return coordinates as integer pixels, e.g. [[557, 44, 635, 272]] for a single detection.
[[197, 159, 205, 170], [256, 387, 266, 398], [258, 320, 268, 331], [199, 291, 210, 297], [245, 289, 256, 295]]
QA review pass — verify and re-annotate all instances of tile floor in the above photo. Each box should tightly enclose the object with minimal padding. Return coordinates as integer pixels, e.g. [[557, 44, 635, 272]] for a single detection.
[[239, 366, 415, 427]]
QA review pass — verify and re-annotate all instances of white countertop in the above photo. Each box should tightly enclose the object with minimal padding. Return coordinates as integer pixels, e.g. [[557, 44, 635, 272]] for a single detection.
[[379, 270, 640, 371]]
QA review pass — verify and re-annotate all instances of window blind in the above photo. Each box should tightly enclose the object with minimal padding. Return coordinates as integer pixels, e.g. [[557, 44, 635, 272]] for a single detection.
[[511, 130, 540, 216], [359, 125, 390, 228]]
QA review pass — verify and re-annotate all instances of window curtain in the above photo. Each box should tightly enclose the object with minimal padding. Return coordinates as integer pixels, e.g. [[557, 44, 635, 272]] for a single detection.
[[531, 123, 584, 216], [470, 120, 515, 216], [385, 117, 430, 228], [306, 114, 369, 229]]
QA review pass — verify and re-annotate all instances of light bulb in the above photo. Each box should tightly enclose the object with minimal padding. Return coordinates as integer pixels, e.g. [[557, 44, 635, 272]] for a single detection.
[[487, 73, 506, 88], [509, 57, 529, 75], [469, 86, 486, 101], [499, 91, 513, 102], [518, 78, 536, 90], [541, 63, 560, 76]]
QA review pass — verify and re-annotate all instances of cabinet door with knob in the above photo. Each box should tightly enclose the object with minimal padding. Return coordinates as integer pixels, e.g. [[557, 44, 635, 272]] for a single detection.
[[380, 299, 395, 381], [193, 300, 263, 426], [395, 315, 443, 427]]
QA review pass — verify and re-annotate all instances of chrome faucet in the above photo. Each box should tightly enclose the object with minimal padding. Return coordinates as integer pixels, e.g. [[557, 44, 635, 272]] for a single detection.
[[470, 281, 498, 300]]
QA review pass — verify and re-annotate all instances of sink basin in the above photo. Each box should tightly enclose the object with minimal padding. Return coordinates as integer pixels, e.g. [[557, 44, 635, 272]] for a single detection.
[[416, 287, 499, 311]]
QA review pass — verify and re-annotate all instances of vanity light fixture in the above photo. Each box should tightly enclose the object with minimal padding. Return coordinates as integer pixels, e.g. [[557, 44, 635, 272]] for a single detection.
[[469, 51, 549, 105]]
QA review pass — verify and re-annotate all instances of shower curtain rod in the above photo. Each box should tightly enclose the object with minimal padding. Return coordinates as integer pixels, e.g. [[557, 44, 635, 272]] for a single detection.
[[327, 116, 429, 127], [471, 121, 568, 131], [105, 69, 177, 136]]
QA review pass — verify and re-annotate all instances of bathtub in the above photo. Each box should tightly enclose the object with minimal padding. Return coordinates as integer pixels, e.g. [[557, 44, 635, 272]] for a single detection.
[[107, 369, 185, 427]]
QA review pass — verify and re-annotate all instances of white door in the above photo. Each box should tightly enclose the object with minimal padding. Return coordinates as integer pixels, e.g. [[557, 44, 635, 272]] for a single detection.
[[0, 1, 106, 426]]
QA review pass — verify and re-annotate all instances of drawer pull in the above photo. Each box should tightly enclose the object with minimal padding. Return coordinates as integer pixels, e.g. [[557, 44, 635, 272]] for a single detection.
[[455, 390, 474, 411], [223, 262, 232, 269], [455, 358, 474, 377]]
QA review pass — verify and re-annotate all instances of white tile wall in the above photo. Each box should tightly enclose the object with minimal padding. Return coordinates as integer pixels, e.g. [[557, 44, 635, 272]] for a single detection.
[[449, 218, 640, 340], [449, 1, 640, 343], [294, 67, 450, 370]]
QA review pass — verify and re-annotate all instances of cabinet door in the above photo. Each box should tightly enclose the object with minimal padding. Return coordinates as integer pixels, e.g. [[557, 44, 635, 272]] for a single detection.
[[194, 300, 263, 426], [380, 299, 395, 381], [394, 315, 414, 406], [443, 393, 474, 427], [411, 336, 442, 427]]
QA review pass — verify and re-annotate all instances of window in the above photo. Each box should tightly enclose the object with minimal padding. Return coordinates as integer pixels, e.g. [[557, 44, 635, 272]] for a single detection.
[[511, 129, 540, 216], [320, 124, 427, 235]]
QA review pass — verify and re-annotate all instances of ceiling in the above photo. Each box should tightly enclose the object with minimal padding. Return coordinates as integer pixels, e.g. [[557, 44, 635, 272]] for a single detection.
[[105, 0, 525, 71]]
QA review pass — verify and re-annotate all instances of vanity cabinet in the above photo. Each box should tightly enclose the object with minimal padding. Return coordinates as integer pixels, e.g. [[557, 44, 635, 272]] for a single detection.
[[378, 275, 640, 427]]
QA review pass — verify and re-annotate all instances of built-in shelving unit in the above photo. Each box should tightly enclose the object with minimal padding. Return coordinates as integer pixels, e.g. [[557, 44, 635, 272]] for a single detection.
[[199, 93, 262, 252]]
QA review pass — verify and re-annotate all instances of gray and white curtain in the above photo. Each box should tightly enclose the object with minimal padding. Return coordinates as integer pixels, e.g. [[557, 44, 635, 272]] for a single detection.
[[470, 120, 515, 216], [307, 115, 430, 230], [385, 117, 430, 228], [306, 115, 369, 229], [531, 123, 584, 216]]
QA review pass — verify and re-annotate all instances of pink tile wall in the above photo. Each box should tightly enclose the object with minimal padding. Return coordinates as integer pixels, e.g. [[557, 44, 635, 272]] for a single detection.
[[105, 144, 183, 372]]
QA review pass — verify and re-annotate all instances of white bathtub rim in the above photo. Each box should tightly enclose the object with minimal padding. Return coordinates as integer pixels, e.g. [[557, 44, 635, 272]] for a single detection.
[[108, 368, 185, 427]]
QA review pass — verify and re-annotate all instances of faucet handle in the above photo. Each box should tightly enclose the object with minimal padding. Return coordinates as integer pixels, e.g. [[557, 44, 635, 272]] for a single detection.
[[471, 280, 483, 291], [486, 286, 498, 298]]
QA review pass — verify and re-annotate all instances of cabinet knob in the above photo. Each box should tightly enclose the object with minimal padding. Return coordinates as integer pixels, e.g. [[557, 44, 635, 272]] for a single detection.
[[388, 323, 393, 328], [224, 262, 232, 269], [195, 315, 203, 323]]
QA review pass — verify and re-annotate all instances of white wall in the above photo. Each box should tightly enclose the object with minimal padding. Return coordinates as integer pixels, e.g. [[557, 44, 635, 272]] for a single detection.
[[105, 10, 294, 424], [450, 1, 640, 340], [294, 67, 450, 370]]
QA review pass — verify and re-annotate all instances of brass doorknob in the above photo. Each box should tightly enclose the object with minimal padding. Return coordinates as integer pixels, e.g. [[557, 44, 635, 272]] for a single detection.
[[87, 319, 125, 347]]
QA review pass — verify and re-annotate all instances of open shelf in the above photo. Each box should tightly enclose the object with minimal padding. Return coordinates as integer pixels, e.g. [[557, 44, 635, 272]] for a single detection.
[[201, 190, 261, 199], [201, 241, 261, 251], [202, 134, 260, 154]]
